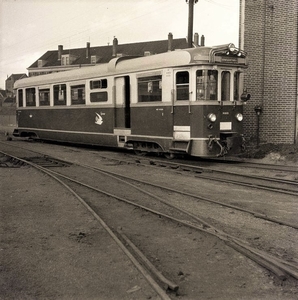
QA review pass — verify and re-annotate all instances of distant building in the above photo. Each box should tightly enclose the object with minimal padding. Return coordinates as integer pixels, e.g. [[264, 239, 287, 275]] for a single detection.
[[0, 89, 7, 106], [5, 73, 28, 96], [27, 33, 201, 77]]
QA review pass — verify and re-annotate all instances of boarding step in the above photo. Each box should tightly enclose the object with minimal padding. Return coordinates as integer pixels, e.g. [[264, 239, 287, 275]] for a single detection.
[[169, 140, 191, 153]]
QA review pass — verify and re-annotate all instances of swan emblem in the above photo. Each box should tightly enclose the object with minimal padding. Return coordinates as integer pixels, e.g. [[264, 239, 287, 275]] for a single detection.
[[95, 113, 103, 125]]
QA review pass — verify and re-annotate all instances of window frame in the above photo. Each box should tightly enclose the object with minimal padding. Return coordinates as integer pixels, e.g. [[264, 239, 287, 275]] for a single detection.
[[25, 87, 36, 107], [175, 71, 189, 101], [70, 84, 86, 105], [53, 84, 67, 106], [18, 89, 23, 107], [39, 88, 50, 106], [196, 69, 218, 101], [137, 75, 162, 103]]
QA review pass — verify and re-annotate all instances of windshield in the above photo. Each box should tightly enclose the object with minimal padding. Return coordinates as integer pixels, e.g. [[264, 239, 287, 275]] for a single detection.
[[196, 70, 217, 100]]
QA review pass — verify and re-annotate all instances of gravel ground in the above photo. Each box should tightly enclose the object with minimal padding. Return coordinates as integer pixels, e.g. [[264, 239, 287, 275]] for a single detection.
[[1, 134, 298, 299]]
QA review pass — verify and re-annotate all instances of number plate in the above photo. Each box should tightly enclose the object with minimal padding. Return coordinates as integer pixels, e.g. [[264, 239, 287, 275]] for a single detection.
[[220, 122, 232, 130]]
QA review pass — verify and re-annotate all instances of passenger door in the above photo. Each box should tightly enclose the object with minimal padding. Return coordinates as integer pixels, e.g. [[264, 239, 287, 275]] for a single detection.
[[172, 69, 192, 141], [114, 76, 130, 128]]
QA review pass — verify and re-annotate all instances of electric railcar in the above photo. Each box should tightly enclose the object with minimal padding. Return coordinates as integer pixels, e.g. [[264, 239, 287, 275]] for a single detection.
[[13, 43, 250, 157]]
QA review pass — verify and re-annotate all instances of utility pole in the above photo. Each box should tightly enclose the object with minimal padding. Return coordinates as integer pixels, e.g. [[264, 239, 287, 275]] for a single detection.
[[186, 0, 198, 48]]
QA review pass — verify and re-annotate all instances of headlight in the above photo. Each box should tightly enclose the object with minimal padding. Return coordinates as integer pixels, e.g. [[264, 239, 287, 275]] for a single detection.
[[207, 113, 217, 122], [236, 113, 243, 121]]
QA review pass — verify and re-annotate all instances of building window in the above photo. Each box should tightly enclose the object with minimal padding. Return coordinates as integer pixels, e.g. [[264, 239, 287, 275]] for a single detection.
[[18, 89, 23, 107], [90, 92, 108, 102], [53, 84, 67, 105], [39, 89, 50, 106], [90, 79, 107, 89], [138, 75, 162, 102], [71, 85, 85, 105], [91, 56, 98, 64], [196, 70, 218, 100], [25, 88, 36, 106], [176, 71, 189, 100], [61, 55, 69, 66]]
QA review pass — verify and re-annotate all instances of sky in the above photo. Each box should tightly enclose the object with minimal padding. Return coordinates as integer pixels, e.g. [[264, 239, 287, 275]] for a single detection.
[[0, 0, 240, 90]]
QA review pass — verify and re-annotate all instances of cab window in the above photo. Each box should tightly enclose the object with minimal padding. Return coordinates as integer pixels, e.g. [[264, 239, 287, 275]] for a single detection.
[[234, 72, 241, 101], [196, 70, 218, 100], [18, 89, 23, 107], [176, 71, 189, 100], [221, 71, 230, 101]]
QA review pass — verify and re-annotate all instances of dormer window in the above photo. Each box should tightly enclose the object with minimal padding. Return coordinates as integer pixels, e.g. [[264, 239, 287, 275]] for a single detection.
[[91, 55, 98, 64], [61, 55, 70, 65], [61, 54, 77, 65]]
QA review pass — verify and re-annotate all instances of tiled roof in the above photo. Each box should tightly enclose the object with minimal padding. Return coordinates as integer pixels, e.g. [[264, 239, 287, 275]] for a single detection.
[[28, 38, 189, 69]]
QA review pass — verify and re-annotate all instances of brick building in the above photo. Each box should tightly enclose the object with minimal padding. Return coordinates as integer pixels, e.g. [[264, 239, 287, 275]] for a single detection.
[[240, 0, 298, 144]]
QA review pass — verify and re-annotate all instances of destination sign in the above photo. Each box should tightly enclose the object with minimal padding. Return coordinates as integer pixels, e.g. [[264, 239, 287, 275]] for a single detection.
[[221, 57, 238, 63]]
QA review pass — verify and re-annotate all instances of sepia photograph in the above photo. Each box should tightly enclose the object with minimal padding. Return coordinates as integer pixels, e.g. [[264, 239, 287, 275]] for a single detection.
[[1, 0, 297, 299]]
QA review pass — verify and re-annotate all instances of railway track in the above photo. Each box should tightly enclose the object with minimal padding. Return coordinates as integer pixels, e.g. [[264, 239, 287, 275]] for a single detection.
[[1, 139, 297, 227], [86, 152, 298, 196], [1, 141, 297, 291]]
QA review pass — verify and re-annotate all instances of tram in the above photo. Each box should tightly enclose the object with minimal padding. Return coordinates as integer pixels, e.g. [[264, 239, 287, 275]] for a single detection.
[[13, 43, 250, 157]]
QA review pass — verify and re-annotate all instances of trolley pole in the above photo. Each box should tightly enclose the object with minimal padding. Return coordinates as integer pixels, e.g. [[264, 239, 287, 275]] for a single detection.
[[186, 0, 198, 48]]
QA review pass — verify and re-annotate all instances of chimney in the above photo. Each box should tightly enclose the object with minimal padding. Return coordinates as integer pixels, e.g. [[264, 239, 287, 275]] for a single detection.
[[194, 33, 199, 47], [112, 37, 118, 57], [200, 35, 205, 46], [86, 42, 90, 58], [168, 32, 173, 51], [58, 45, 63, 60]]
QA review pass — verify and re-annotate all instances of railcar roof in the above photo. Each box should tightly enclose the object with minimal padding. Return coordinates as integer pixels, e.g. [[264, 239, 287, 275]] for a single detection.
[[14, 45, 237, 89]]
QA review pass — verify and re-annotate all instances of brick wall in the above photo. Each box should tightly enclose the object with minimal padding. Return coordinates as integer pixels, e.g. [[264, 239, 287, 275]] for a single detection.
[[241, 0, 298, 144]]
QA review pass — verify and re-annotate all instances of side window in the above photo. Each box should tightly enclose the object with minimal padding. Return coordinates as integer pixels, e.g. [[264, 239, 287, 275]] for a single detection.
[[90, 79, 107, 89], [39, 89, 50, 106], [234, 72, 240, 101], [90, 92, 108, 102], [18, 89, 23, 107], [138, 75, 162, 102], [71, 85, 85, 105], [176, 71, 189, 100], [196, 70, 218, 100], [25, 88, 36, 106], [221, 71, 230, 101], [53, 84, 67, 105]]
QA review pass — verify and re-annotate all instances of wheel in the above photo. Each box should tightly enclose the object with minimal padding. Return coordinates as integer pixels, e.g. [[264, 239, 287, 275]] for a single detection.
[[164, 153, 176, 159], [134, 150, 147, 156]]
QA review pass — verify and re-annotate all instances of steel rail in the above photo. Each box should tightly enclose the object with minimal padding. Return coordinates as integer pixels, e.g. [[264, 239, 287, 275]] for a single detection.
[[15, 155, 297, 281], [84, 152, 298, 196], [0, 150, 173, 300], [77, 162, 298, 230], [1, 147, 297, 280]]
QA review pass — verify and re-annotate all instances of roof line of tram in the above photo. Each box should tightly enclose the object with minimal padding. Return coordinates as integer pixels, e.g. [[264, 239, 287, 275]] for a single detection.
[[14, 44, 245, 89]]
